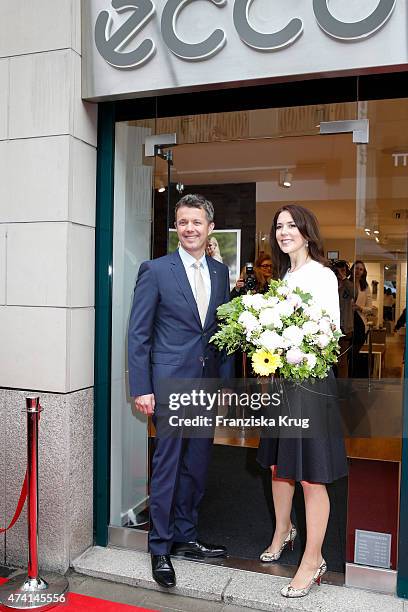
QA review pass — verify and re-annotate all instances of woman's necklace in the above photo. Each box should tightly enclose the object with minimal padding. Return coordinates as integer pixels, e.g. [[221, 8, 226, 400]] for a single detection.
[[288, 256, 310, 274]]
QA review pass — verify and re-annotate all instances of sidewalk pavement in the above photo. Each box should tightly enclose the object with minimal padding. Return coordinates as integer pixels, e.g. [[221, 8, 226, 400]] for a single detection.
[[0, 564, 249, 612]]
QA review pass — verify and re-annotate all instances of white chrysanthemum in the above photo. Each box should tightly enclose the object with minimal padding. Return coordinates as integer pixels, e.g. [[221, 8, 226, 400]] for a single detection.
[[258, 330, 283, 352], [251, 294, 268, 310], [265, 296, 280, 307], [304, 304, 322, 322], [286, 347, 305, 365], [259, 308, 282, 329], [282, 325, 304, 347], [277, 285, 290, 297], [242, 294, 255, 308], [287, 293, 303, 310], [242, 293, 267, 311], [302, 320, 319, 335], [315, 333, 331, 348], [238, 311, 260, 333], [318, 317, 332, 333], [275, 300, 294, 318], [305, 353, 317, 369]]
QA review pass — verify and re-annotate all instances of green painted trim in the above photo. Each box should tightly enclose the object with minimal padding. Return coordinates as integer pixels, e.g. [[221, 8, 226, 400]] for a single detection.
[[397, 298, 408, 599], [94, 103, 115, 547], [398, 578, 408, 599]]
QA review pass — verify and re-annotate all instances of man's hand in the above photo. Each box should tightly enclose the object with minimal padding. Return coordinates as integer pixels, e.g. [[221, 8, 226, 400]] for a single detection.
[[134, 394, 155, 415]]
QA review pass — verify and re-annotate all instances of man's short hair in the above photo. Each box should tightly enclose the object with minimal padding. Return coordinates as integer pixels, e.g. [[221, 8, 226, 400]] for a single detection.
[[175, 194, 214, 223]]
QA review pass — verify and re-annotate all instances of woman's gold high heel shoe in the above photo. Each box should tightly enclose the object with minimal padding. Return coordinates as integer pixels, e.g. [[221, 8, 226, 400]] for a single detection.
[[280, 558, 327, 598], [259, 525, 297, 562]]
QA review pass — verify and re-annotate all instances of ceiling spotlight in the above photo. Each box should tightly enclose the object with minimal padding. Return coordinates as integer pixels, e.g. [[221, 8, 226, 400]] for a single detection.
[[364, 228, 370, 232], [373, 229, 380, 235], [375, 236, 380, 243], [279, 169, 293, 188], [158, 185, 166, 193]]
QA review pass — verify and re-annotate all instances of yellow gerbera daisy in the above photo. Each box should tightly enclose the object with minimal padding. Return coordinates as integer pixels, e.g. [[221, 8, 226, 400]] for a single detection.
[[252, 350, 282, 376]]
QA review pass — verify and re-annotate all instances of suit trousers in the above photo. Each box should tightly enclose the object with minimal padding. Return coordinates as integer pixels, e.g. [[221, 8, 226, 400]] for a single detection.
[[149, 407, 213, 555]]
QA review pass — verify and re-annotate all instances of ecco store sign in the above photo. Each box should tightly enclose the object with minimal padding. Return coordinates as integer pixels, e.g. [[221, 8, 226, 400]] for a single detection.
[[82, 1, 407, 101], [94, 0, 396, 68]]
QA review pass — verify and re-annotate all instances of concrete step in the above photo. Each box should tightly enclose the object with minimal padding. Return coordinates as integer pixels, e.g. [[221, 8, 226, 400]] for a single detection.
[[72, 546, 405, 612]]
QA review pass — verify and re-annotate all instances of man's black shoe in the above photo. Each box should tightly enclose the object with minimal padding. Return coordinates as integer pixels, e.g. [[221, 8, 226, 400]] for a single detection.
[[151, 554, 176, 588], [171, 540, 227, 559]]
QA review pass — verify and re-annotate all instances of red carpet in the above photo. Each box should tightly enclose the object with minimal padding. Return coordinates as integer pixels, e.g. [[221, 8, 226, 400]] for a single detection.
[[0, 578, 157, 611]]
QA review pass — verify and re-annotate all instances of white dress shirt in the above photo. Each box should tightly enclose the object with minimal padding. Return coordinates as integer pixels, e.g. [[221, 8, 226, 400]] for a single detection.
[[178, 246, 211, 302], [284, 259, 341, 330]]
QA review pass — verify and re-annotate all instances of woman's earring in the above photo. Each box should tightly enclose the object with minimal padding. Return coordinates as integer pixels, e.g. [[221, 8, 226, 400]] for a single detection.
[[305, 241, 309, 248]]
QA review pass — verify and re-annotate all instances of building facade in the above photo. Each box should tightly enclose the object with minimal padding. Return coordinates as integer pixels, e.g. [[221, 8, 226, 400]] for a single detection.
[[1, 0, 408, 600]]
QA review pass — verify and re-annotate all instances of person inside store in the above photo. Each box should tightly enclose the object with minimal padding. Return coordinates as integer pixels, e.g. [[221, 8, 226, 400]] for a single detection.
[[128, 194, 232, 588], [383, 287, 394, 322], [332, 260, 357, 378], [349, 260, 373, 378], [231, 253, 273, 298], [257, 204, 347, 599], [395, 307, 406, 333], [206, 235, 223, 262], [394, 308, 406, 364], [229, 253, 273, 391]]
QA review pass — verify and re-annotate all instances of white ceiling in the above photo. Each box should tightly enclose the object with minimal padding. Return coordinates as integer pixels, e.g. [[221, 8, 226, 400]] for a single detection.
[[153, 99, 408, 256]]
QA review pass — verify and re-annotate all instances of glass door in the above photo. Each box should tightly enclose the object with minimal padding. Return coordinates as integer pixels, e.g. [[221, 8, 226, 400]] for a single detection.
[[150, 110, 357, 575]]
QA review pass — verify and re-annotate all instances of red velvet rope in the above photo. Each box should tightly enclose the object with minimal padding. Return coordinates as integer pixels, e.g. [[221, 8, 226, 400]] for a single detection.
[[0, 471, 28, 533]]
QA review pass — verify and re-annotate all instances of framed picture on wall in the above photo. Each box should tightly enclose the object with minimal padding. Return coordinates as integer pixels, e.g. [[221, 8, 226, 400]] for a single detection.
[[327, 250, 339, 260], [169, 228, 241, 290]]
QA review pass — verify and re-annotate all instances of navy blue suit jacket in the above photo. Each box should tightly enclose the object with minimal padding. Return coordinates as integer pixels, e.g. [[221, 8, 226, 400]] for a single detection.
[[128, 250, 233, 398]]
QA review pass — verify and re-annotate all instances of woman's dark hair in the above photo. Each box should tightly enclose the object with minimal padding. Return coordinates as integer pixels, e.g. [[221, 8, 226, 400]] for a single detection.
[[270, 204, 328, 279], [349, 260, 368, 290]]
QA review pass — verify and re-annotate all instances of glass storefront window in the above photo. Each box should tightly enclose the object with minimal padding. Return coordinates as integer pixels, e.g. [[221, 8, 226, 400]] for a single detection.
[[110, 119, 155, 533], [108, 96, 407, 589]]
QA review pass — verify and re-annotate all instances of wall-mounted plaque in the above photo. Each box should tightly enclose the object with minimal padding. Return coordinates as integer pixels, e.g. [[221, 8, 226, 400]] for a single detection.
[[354, 529, 391, 569]]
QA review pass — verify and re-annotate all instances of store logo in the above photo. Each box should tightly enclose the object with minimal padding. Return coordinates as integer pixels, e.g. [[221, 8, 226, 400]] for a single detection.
[[95, 0, 396, 69]]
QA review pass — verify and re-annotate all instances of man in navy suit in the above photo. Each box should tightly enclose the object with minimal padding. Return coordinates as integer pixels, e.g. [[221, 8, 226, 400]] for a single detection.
[[128, 194, 232, 588]]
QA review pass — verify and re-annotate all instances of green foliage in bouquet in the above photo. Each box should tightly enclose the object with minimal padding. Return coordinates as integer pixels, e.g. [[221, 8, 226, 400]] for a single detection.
[[211, 279, 342, 381]]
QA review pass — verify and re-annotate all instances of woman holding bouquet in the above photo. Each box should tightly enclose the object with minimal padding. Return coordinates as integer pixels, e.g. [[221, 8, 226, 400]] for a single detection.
[[257, 204, 347, 598]]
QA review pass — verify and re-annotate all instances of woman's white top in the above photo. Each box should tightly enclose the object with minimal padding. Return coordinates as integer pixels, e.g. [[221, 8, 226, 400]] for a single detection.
[[284, 259, 340, 330], [355, 285, 373, 331]]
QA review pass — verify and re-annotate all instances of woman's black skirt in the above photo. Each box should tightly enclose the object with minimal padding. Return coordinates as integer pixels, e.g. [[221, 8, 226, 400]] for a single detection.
[[257, 370, 348, 483]]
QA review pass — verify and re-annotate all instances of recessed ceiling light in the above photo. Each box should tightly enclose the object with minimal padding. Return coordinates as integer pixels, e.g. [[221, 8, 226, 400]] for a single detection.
[[279, 169, 292, 188]]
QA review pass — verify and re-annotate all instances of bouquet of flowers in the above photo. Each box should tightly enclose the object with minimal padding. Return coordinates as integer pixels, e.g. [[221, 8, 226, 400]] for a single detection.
[[211, 279, 342, 381]]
